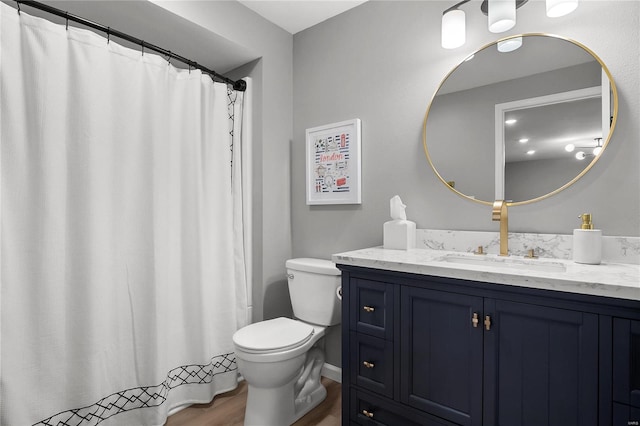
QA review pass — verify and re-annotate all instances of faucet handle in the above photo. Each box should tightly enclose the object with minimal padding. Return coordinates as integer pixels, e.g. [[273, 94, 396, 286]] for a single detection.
[[474, 246, 486, 255], [525, 248, 538, 259]]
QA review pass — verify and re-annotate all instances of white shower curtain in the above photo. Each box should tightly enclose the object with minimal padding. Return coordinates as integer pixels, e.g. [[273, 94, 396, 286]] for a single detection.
[[0, 3, 250, 425]]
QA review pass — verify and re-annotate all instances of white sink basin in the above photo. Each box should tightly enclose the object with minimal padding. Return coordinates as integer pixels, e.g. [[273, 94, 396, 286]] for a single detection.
[[436, 254, 567, 273]]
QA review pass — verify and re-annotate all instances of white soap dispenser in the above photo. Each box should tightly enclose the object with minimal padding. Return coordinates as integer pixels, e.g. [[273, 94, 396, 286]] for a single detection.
[[573, 213, 602, 265]]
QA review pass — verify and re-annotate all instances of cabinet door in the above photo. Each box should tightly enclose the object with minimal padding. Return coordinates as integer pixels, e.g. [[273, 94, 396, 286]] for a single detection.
[[613, 318, 640, 409], [484, 299, 599, 426], [400, 286, 484, 426]]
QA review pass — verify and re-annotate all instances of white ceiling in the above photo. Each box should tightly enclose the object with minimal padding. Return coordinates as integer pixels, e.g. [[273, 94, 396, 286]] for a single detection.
[[237, 0, 368, 34]]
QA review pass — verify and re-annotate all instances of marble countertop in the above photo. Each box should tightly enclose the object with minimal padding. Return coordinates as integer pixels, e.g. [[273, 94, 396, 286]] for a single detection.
[[332, 247, 640, 301]]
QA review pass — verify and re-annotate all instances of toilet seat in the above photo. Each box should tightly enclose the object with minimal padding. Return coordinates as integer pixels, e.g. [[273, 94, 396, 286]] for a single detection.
[[233, 317, 314, 354]]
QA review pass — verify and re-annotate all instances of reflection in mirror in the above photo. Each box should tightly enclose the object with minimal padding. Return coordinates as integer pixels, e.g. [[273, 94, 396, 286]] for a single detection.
[[423, 34, 617, 205], [497, 84, 608, 201]]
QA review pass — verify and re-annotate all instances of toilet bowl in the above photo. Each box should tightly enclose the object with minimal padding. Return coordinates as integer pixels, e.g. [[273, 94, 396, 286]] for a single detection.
[[232, 258, 341, 426]]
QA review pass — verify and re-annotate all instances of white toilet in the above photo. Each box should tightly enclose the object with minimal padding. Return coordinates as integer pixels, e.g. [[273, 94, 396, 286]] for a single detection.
[[232, 258, 341, 426]]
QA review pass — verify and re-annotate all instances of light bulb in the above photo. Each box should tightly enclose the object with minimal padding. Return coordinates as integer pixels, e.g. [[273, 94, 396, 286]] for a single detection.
[[565, 144, 575, 152], [575, 151, 586, 160], [546, 0, 579, 18], [488, 0, 516, 33], [442, 9, 466, 49], [593, 146, 602, 156]]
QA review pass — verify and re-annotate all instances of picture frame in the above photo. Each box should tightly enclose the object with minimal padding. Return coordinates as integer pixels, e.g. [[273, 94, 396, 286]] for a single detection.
[[306, 119, 362, 205]]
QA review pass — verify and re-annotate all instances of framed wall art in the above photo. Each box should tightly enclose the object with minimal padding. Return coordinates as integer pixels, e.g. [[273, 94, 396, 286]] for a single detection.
[[306, 119, 361, 205]]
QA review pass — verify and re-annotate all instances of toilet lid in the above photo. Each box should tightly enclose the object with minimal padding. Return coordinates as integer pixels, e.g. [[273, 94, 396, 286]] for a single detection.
[[233, 317, 314, 354]]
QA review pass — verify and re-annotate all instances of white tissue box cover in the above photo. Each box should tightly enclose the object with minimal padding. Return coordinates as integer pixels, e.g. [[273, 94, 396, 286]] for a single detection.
[[384, 220, 416, 250]]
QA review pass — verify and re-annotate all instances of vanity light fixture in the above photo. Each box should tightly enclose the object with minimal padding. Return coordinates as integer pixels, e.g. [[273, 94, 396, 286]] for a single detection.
[[488, 0, 516, 33], [546, 0, 579, 18], [442, 7, 466, 49], [441, 0, 578, 49], [575, 151, 587, 160], [565, 143, 576, 152]]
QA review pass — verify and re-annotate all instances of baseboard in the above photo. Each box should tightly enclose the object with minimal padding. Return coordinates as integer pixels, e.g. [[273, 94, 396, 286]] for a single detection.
[[321, 362, 342, 383]]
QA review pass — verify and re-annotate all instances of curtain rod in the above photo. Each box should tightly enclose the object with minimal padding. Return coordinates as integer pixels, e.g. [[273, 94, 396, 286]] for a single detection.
[[14, 0, 247, 92]]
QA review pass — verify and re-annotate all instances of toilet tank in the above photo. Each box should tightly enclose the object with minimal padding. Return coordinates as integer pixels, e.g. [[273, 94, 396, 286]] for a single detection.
[[286, 258, 341, 326]]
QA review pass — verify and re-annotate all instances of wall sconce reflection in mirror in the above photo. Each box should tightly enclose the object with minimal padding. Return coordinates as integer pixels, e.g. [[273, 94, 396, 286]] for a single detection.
[[441, 0, 579, 49], [565, 137, 603, 160]]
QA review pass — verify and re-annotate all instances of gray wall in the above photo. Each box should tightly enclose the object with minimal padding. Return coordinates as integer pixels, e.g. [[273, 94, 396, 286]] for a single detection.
[[293, 1, 639, 365], [506, 158, 586, 202]]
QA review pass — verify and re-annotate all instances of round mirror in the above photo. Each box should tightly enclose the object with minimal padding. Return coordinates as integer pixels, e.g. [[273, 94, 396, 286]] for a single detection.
[[423, 33, 618, 206]]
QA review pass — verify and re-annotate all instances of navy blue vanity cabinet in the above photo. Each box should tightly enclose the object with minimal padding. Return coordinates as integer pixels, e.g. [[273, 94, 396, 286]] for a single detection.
[[400, 286, 484, 425], [483, 299, 599, 425], [339, 264, 639, 426], [613, 318, 640, 424]]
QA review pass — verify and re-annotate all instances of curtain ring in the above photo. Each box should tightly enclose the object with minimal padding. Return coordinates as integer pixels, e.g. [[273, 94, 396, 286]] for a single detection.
[[65, 12, 69, 30], [167, 52, 171, 66], [15, 1, 21, 15], [106, 27, 110, 44], [141, 41, 145, 56]]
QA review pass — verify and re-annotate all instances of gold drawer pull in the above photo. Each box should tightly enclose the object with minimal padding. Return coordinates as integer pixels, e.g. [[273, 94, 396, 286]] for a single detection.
[[363, 361, 375, 368], [362, 409, 374, 418], [363, 305, 375, 313], [485, 315, 492, 331]]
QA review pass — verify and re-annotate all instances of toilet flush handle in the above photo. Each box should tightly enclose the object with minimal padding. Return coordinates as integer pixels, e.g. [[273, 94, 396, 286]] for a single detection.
[[287, 273, 294, 280]]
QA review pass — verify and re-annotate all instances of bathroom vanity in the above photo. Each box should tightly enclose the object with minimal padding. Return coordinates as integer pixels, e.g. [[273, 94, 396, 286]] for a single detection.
[[334, 247, 640, 426]]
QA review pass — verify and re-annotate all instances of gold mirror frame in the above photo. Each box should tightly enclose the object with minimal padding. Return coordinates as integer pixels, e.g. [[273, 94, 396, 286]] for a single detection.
[[422, 33, 619, 207]]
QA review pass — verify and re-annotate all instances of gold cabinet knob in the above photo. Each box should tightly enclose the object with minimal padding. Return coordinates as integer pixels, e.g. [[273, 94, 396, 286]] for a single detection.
[[484, 315, 492, 331], [362, 409, 374, 418], [472, 312, 479, 328], [363, 306, 375, 313], [363, 361, 375, 368]]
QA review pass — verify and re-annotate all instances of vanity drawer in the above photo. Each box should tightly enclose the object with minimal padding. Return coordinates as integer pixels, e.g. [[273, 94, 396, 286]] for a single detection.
[[351, 388, 457, 426], [350, 332, 393, 398], [350, 278, 394, 339]]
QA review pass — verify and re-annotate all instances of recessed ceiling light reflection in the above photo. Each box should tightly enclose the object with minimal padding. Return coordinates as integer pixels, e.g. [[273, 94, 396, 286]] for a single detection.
[[527, 150, 535, 155], [505, 119, 517, 125], [519, 138, 529, 143]]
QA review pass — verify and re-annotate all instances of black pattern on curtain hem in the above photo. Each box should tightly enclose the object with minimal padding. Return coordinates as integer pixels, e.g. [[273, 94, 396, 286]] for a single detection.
[[33, 353, 237, 426]]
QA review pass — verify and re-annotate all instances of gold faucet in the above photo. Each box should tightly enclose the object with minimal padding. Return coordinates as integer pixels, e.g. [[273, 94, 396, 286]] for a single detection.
[[492, 200, 508, 256]]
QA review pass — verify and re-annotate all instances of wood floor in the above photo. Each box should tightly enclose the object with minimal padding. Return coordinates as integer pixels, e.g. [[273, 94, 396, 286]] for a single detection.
[[164, 377, 341, 426]]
